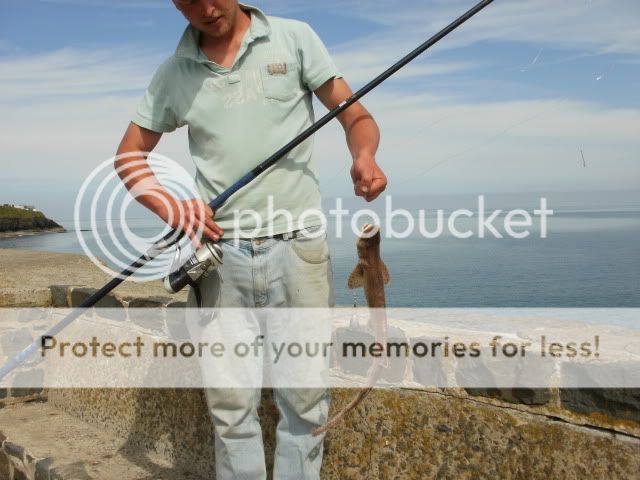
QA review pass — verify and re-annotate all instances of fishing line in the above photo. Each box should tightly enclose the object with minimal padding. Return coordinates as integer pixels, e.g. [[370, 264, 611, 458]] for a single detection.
[[318, 114, 455, 190], [393, 97, 569, 188]]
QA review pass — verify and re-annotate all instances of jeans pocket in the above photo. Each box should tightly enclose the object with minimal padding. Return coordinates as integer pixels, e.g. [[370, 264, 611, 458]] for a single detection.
[[290, 226, 330, 264]]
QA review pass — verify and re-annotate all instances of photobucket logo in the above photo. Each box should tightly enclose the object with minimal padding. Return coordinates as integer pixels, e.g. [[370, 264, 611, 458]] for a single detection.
[[74, 152, 200, 281], [231, 195, 554, 240]]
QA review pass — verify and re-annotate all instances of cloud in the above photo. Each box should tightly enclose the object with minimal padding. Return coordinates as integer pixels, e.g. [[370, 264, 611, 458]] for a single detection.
[[38, 0, 171, 8], [0, 48, 163, 102], [310, 0, 640, 58], [334, 57, 480, 86]]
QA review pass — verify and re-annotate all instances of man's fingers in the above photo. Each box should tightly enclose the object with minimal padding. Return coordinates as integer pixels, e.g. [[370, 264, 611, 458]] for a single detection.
[[193, 200, 222, 237], [183, 224, 202, 249], [203, 216, 224, 238], [180, 209, 204, 247], [192, 217, 219, 242], [359, 167, 373, 195], [366, 176, 387, 201]]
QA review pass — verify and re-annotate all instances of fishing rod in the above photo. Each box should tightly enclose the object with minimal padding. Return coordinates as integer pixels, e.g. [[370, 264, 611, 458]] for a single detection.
[[0, 0, 494, 381]]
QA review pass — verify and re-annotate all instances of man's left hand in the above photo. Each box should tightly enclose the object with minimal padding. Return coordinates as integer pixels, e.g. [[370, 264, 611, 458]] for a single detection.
[[351, 156, 387, 202]]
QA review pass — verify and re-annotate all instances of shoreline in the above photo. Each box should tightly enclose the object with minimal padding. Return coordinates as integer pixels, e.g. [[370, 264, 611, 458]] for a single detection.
[[0, 227, 66, 240]]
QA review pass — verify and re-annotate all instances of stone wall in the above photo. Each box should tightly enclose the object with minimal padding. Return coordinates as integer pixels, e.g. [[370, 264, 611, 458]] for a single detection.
[[3, 284, 639, 435]]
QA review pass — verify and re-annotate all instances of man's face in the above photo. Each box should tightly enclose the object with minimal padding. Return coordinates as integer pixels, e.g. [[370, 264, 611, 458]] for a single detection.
[[173, 0, 240, 38]]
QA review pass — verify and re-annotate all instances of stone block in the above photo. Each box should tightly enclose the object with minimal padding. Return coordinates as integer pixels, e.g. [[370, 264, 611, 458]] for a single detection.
[[127, 297, 172, 309], [127, 297, 170, 333], [165, 302, 190, 340], [167, 301, 187, 309], [379, 326, 408, 384], [334, 325, 408, 384], [3, 441, 24, 462], [456, 347, 553, 405], [334, 326, 375, 377], [16, 308, 48, 324], [560, 360, 640, 421], [561, 359, 639, 389], [465, 387, 551, 406], [411, 336, 449, 388], [70, 287, 123, 309], [69, 287, 95, 308], [0, 329, 33, 359], [70, 287, 126, 321], [560, 388, 640, 422], [35, 458, 54, 480], [49, 285, 71, 308]]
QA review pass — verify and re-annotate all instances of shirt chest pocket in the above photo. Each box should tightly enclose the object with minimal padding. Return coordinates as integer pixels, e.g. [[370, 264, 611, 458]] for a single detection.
[[260, 62, 300, 101]]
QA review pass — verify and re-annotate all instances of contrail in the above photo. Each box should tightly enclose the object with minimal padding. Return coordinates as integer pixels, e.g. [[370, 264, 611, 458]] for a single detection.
[[521, 48, 543, 72]]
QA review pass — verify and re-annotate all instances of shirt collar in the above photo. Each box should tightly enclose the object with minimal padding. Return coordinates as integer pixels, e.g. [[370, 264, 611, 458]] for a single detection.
[[175, 3, 271, 64]]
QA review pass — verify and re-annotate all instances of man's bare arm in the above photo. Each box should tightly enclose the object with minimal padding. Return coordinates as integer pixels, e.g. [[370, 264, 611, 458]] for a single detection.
[[115, 122, 223, 246], [314, 77, 387, 202]]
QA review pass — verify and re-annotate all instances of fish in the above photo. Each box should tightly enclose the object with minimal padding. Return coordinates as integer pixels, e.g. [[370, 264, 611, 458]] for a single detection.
[[313, 223, 390, 435]]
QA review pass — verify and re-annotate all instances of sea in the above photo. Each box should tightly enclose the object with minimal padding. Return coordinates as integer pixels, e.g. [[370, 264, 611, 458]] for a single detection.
[[1, 193, 639, 313]]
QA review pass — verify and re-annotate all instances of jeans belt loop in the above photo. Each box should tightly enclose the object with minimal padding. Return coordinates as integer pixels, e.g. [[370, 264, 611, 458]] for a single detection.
[[282, 229, 299, 241]]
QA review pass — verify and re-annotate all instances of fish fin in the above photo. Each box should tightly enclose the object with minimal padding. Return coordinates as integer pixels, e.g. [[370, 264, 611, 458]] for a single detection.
[[348, 264, 364, 289], [381, 261, 391, 285]]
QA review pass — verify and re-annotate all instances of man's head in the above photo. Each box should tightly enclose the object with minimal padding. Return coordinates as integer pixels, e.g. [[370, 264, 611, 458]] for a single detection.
[[173, 0, 243, 39]]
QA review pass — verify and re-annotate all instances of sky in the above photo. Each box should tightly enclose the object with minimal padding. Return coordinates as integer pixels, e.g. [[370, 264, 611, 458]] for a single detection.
[[1, 0, 639, 220]]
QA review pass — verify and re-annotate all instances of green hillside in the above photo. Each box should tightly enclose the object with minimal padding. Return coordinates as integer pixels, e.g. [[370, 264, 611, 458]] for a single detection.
[[0, 205, 46, 219]]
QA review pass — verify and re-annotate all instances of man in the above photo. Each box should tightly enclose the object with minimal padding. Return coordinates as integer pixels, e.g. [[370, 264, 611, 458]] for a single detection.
[[115, 1, 386, 478]]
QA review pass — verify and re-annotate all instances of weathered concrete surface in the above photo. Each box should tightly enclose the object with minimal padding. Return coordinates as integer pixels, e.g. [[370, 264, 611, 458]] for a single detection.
[[0, 249, 187, 305], [44, 388, 640, 480], [0, 399, 200, 479]]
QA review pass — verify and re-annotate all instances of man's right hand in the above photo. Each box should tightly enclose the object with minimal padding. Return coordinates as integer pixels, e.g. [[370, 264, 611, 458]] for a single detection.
[[155, 197, 224, 248]]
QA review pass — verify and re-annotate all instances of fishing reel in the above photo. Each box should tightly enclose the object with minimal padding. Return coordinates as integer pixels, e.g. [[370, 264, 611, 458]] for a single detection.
[[163, 242, 223, 294]]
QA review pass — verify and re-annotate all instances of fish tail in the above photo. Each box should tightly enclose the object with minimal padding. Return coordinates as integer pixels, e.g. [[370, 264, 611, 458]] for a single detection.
[[312, 359, 384, 436], [312, 387, 373, 436]]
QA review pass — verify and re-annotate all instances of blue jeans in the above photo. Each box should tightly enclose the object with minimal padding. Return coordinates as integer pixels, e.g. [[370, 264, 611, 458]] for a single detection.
[[187, 226, 335, 479]]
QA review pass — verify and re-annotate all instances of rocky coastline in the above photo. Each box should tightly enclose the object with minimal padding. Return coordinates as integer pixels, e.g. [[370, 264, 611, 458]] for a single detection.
[[0, 208, 65, 238]]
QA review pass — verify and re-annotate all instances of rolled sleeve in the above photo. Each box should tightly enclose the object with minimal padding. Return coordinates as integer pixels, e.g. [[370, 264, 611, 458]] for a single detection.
[[298, 23, 342, 92], [133, 58, 180, 133]]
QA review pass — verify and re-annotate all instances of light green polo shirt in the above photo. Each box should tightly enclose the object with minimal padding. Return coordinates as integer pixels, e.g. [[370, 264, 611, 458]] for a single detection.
[[133, 4, 342, 238]]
